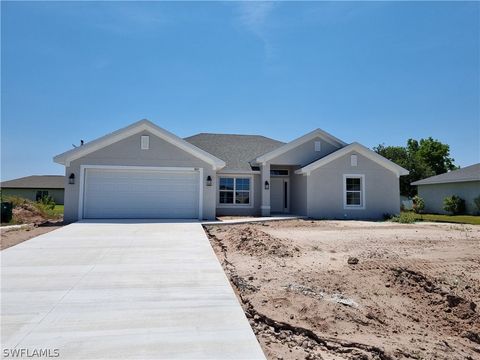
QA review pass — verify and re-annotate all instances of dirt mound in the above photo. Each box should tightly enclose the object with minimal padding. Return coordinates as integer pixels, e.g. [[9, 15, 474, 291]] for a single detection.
[[391, 267, 477, 320], [206, 220, 480, 360], [223, 225, 299, 257], [12, 203, 47, 224]]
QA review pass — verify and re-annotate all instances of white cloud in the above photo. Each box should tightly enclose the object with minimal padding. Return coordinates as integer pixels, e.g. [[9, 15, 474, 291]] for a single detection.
[[235, 2, 276, 60], [238, 1, 274, 30]]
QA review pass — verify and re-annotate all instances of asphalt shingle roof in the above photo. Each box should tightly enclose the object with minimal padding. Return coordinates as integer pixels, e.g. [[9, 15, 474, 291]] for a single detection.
[[411, 163, 480, 186], [185, 133, 285, 171], [0, 175, 65, 189]]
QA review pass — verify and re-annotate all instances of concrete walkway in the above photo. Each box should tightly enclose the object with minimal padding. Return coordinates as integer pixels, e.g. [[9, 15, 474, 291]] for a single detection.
[[1, 220, 265, 359]]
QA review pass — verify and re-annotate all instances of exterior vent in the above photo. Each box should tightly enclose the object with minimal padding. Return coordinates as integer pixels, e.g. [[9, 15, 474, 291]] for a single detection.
[[314, 141, 321, 152], [141, 135, 150, 150], [351, 154, 358, 167]]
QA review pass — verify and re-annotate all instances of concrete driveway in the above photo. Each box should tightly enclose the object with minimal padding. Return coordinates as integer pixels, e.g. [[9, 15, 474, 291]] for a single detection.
[[1, 220, 265, 359]]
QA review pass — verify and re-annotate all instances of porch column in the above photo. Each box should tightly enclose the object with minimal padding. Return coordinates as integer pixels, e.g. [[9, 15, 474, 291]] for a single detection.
[[261, 162, 271, 216]]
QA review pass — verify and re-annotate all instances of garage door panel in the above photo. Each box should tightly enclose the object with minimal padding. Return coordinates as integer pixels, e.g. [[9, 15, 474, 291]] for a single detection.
[[83, 168, 199, 219]]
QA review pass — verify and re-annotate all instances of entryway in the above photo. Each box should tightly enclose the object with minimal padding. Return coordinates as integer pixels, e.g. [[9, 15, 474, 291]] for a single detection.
[[270, 177, 290, 213]]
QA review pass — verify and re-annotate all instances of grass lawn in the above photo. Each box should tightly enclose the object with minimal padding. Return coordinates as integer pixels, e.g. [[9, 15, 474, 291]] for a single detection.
[[413, 213, 480, 225], [52, 205, 64, 216]]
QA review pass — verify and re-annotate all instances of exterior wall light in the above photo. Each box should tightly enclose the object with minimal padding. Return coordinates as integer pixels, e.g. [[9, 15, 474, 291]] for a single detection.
[[264, 180, 270, 190], [69, 173, 75, 185], [206, 176, 212, 186]]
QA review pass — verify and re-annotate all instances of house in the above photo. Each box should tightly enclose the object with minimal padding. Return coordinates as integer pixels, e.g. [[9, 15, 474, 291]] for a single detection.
[[411, 163, 480, 215], [0, 175, 65, 204], [53, 119, 409, 223]]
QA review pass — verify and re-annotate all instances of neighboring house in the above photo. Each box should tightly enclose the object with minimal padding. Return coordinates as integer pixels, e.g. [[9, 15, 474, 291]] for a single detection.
[[412, 163, 480, 215], [53, 119, 409, 223], [0, 175, 65, 204]]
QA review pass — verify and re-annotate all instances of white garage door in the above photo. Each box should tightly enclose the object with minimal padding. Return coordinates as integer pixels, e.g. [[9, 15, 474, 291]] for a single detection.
[[83, 168, 200, 219]]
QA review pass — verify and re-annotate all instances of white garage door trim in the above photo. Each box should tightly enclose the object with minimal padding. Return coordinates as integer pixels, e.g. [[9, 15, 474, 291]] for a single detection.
[[78, 165, 203, 220]]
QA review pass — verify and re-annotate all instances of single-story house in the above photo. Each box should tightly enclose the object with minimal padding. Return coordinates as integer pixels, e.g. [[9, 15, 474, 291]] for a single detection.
[[53, 119, 409, 223], [411, 163, 480, 215], [0, 175, 65, 204]]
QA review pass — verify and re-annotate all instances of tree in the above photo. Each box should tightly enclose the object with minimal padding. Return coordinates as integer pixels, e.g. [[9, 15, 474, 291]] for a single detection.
[[374, 137, 457, 197], [408, 137, 457, 175]]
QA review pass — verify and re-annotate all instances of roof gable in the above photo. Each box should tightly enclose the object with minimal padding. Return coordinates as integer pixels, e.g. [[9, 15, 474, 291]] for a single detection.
[[53, 119, 226, 170], [255, 128, 347, 164], [295, 142, 409, 177], [411, 163, 480, 185]]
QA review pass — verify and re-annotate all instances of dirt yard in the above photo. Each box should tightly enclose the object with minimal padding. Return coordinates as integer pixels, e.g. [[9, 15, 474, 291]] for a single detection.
[[205, 219, 480, 360], [0, 222, 63, 250]]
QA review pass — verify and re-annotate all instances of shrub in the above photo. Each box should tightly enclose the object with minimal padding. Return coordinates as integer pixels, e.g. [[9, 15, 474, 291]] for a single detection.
[[474, 195, 480, 214], [443, 195, 465, 215], [383, 213, 394, 221], [390, 212, 416, 224], [412, 195, 425, 214], [3, 195, 29, 208], [37, 195, 56, 210]]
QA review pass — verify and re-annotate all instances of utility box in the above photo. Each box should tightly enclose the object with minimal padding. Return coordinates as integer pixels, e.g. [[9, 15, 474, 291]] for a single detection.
[[1, 202, 13, 223]]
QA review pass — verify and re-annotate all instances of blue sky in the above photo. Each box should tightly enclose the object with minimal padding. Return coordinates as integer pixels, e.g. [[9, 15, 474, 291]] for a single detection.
[[1, 1, 479, 180]]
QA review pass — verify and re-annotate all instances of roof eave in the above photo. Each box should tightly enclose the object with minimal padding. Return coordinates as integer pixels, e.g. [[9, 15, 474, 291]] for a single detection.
[[412, 178, 480, 186]]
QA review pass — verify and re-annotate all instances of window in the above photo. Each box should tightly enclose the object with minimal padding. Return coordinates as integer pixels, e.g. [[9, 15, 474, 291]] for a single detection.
[[344, 175, 364, 209], [314, 141, 321, 152], [270, 169, 289, 176], [36, 190, 49, 201], [141, 135, 150, 150], [219, 177, 251, 205], [351, 154, 358, 167]]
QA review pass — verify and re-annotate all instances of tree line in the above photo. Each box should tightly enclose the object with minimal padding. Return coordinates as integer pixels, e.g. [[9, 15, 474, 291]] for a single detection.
[[373, 137, 457, 197]]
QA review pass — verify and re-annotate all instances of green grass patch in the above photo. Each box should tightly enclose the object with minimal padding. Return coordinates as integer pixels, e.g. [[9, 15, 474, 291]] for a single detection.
[[52, 205, 64, 216], [389, 212, 416, 224], [412, 213, 480, 226]]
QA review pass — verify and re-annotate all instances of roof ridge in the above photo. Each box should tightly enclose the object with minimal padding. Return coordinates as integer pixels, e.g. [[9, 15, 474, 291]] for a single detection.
[[186, 132, 284, 139]]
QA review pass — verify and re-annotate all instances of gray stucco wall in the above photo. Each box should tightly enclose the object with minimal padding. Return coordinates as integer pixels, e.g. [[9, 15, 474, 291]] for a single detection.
[[215, 174, 261, 217], [1, 188, 64, 205], [63, 130, 217, 223], [306, 151, 400, 219], [417, 181, 480, 215], [290, 172, 307, 215], [268, 137, 340, 166]]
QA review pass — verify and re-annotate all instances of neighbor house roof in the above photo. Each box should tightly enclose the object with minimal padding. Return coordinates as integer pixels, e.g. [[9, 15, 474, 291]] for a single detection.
[[53, 119, 226, 170], [411, 163, 480, 186], [0, 175, 65, 189], [184, 133, 285, 172], [295, 142, 409, 177]]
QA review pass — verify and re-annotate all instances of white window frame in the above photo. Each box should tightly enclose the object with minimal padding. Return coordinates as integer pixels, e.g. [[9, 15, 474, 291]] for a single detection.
[[343, 174, 365, 210], [141, 135, 150, 150], [217, 175, 254, 208], [314, 141, 321, 152]]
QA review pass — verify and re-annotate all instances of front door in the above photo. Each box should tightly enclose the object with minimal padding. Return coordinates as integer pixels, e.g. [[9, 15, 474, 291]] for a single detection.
[[270, 178, 289, 213]]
